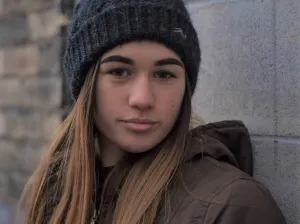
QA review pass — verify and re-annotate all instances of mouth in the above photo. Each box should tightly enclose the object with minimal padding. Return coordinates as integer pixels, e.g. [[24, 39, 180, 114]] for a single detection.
[[120, 118, 158, 132]]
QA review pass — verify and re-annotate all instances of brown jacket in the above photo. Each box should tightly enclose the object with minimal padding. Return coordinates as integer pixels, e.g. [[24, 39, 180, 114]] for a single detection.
[[156, 120, 286, 224]]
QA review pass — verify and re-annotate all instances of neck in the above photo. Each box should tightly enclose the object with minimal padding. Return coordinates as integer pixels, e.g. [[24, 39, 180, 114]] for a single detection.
[[97, 134, 124, 167]]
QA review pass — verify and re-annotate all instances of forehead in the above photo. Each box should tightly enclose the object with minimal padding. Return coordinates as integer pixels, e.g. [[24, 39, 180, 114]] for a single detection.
[[101, 41, 182, 62]]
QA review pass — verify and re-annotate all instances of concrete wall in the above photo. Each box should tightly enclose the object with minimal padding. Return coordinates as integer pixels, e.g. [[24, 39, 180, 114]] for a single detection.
[[0, 1, 63, 223], [186, 0, 300, 223]]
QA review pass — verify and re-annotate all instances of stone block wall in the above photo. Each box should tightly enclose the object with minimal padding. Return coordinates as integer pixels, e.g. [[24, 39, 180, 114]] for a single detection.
[[0, 1, 64, 223], [186, 0, 300, 223]]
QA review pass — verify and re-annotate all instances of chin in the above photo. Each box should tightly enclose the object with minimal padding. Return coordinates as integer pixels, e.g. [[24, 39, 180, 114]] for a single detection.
[[119, 141, 158, 154]]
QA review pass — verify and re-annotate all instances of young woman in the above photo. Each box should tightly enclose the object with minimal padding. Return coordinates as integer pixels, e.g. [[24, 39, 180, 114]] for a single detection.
[[21, 0, 286, 223]]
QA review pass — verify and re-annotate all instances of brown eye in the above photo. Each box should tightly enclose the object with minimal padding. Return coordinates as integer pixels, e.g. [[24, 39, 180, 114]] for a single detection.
[[153, 71, 176, 79], [108, 68, 131, 77]]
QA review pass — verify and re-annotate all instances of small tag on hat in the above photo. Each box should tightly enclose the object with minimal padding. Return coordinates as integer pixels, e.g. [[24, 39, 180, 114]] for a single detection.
[[174, 28, 187, 39]]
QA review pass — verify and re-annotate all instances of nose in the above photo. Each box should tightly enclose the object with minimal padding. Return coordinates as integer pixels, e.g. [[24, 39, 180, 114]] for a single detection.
[[128, 76, 155, 110]]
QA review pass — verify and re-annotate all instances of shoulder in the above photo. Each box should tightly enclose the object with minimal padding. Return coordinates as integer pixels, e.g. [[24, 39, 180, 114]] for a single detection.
[[202, 177, 286, 223], [180, 157, 286, 223], [183, 156, 254, 202]]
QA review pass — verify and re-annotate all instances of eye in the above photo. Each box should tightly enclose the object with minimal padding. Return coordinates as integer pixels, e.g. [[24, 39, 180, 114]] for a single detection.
[[107, 68, 131, 77], [153, 71, 176, 79]]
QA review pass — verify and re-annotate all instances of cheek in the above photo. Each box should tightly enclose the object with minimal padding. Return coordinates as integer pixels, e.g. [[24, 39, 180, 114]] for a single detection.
[[95, 81, 119, 113], [161, 90, 185, 124], [94, 81, 128, 132], [94, 81, 115, 124]]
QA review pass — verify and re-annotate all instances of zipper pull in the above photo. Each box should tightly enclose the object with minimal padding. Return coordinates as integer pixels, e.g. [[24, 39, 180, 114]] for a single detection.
[[90, 209, 97, 224]]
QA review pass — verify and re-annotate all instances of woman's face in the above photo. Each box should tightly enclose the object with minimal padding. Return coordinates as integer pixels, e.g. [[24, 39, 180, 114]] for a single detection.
[[94, 41, 186, 153]]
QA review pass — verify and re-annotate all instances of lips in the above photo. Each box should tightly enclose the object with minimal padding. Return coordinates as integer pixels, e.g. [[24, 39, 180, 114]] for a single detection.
[[120, 118, 158, 132]]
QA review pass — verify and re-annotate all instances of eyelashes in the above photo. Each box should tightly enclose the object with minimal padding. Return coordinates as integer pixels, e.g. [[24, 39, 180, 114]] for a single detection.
[[107, 68, 131, 77], [105, 68, 177, 80]]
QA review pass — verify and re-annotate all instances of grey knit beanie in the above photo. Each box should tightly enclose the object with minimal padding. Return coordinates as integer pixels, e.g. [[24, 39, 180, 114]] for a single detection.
[[63, 0, 201, 99]]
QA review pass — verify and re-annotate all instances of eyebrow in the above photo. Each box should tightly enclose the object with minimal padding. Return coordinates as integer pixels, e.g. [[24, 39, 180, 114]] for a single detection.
[[101, 55, 134, 65], [155, 58, 184, 68], [100, 55, 184, 68]]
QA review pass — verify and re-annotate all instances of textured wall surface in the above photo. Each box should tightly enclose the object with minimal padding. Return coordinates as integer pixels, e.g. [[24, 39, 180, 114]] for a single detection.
[[0, 1, 62, 223], [186, 0, 300, 223]]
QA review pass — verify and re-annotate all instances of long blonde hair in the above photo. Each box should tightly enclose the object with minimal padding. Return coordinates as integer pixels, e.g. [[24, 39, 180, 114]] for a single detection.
[[20, 59, 201, 224]]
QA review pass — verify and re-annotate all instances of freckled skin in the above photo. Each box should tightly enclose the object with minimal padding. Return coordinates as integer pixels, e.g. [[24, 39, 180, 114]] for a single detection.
[[94, 41, 186, 153]]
